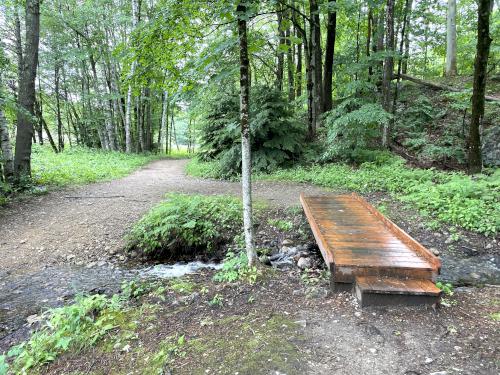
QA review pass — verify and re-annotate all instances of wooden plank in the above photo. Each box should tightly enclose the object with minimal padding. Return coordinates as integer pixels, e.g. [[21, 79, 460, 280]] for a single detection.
[[300, 193, 441, 288]]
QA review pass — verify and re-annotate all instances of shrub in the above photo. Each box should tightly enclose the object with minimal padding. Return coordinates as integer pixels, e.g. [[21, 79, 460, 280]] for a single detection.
[[197, 85, 306, 177], [213, 251, 259, 284], [127, 194, 243, 257]]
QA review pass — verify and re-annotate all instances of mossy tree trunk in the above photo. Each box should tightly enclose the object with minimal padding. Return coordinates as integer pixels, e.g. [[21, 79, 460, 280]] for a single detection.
[[468, 0, 493, 174]]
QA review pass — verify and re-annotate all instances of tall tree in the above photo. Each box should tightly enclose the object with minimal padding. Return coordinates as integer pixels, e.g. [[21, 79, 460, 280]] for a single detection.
[[445, 0, 458, 76], [237, 1, 258, 267], [381, 0, 395, 148], [309, 0, 322, 135], [468, 0, 493, 174], [124, 0, 139, 152], [322, 0, 337, 112], [14, 0, 40, 179]]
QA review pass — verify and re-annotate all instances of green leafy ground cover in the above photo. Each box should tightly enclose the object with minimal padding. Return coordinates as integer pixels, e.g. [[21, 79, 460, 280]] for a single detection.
[[31, 145, 162, 186], [187, 157, 500, 236], [127, 194, 244, 257]]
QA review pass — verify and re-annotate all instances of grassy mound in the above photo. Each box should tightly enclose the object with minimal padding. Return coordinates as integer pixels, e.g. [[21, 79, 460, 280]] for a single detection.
[[127, 193, 243, 258]]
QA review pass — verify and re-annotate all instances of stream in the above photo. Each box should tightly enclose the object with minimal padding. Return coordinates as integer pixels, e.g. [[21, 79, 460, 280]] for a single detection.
[[0, 261, 221, 352]]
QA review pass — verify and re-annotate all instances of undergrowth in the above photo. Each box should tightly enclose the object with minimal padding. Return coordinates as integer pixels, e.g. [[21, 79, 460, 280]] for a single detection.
[[213, 251, 260, 284], [31, 144, 160, 186], [261, 157, 499, 235], [187, 156, 499, 235], [1, 294, 125, 374], [127, 194, 243, 257]]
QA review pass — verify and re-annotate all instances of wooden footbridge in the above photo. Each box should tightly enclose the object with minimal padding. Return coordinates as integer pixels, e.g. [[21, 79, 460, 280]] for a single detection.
[[300, 193, 442, 307]]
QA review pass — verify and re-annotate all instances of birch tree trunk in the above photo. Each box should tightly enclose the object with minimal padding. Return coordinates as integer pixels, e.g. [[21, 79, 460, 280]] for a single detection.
[[310, 0, 323, 123], [124, 0, 139, 153], [0, 105, 14, 182], [160, 90, 168, 153], [14, 0, 40, 179], [445, 0, 458, 76], [237, 1, 257, 267], [468, 0, 493, 174], [276, 7, 285, 91]]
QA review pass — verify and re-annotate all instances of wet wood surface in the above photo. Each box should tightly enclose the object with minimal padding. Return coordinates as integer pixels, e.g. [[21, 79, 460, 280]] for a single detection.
[[300, 193, 441, 282]]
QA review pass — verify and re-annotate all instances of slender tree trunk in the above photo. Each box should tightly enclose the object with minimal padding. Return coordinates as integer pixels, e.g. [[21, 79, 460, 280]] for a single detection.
[[367, 8, 373, 77], [36, 71, 43, 144], [237, 1, 257, 267], [35, 101, 58, 153], [159, 90, 168, 153], [468, 0, 492, 174], [445, 0, 458, 76], [124, 0, 139, 152], [54, 63, 64, 151], [402, 0, 413, 74], [286, 25, 295, 101], [296, 26, 303, 98], [276, 7, 285, 91], [14, 0, 40, 180], [310, 0, 323, 121], [323, 2, 337, 112], [381, 0, 395, 148], [0, 104, 14, 182], [355, 5, 361, 81]]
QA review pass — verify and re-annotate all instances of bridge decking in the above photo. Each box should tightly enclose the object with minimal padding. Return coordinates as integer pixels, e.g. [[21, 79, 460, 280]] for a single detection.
[[300, 193, 441, 306]]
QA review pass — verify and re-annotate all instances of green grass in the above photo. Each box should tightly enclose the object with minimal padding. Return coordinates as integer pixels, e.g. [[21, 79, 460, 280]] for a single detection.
[[187, 156, 499, 235], [31, 145, 161, 186]]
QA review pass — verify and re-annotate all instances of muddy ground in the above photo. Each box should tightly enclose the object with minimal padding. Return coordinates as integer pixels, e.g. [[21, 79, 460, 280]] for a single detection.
[[0, 159, 499, 374]]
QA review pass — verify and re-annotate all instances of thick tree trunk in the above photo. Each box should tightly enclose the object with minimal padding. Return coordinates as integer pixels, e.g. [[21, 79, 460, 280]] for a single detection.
[[14, 0, 40, 180], [237, 1, 257, 267], [322, 2, 337, 112], [0, 105, 14, 182], [445, 0, 458, 76], [468, 0, 493, 174], [381, 0, 395, 148]]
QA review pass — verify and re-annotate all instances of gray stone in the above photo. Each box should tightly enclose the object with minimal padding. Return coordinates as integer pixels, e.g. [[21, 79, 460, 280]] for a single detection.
[[430, 248, 440, 256], [429, 372, 448, 375], [482, 125, 500, 167], [294, 319, 307, 328], [297, 257, 313, 269], [282, 239, 294, 246], [280, 246, 296, 254]]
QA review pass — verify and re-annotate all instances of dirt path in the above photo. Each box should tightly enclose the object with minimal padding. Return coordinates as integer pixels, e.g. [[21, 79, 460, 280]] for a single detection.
[[0, 159, 326, 274], [0, 159, 327, 349]]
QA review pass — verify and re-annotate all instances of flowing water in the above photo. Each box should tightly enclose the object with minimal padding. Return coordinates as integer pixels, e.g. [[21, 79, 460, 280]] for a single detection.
[[0, 261, 221, 352]]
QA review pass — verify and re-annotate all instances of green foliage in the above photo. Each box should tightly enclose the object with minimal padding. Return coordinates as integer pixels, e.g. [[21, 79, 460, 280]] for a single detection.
[[31, 145, 159, 186], [6, 294, 124, 373], [127, 194, 243, 256], [169, 279, 196, 294], [149, 335, 187, 372], [197, 85, 306, 177], [261, 157, 500, 235], [208, 294, 224, 307], [323, 97, 392, 163], [213, 251, 259, 284], [436, 282, 454, 296], [267, 218, 293, 232], [185, 159, 224, 179]]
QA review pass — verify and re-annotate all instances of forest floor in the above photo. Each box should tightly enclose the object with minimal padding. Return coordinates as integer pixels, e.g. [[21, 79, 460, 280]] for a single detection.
[[0, 159, 499, 374]]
